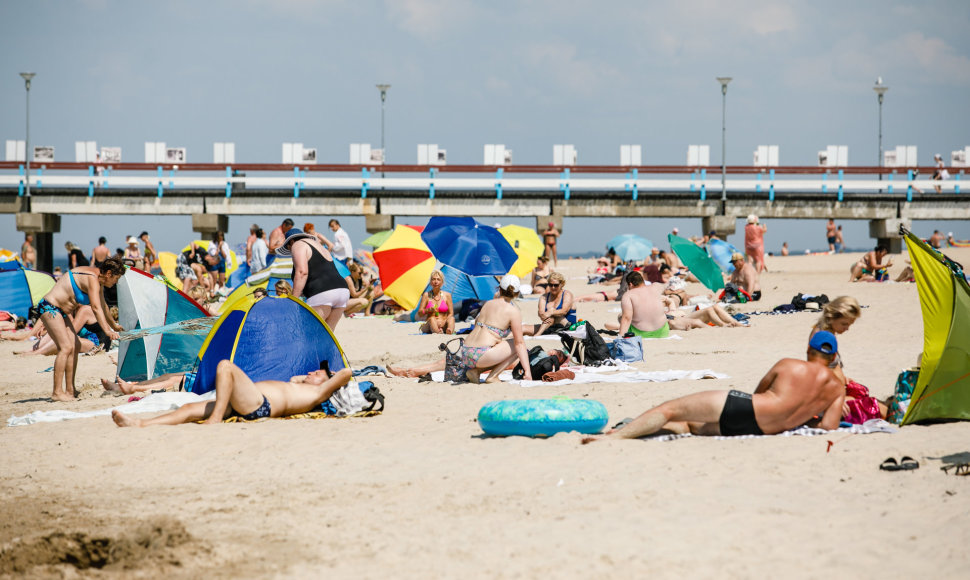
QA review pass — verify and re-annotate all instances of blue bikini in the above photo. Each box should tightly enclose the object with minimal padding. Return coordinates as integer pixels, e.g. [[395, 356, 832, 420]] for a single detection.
[[68, 270, 92, 305], [37, 270, 92, 319]]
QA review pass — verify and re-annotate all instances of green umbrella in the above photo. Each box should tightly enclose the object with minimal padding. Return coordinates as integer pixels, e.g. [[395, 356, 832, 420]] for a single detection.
[[667, 234, 725, 292], [362, 229, 394, 248]]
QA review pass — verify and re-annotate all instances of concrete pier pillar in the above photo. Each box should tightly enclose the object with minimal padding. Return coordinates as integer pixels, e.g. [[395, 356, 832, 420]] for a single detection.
[[192, 214, 229, 235], [16, 213, 61, 274], [702, 215, 736, 239], [366, 214, 394, 234], [868, 218, 910, 254]]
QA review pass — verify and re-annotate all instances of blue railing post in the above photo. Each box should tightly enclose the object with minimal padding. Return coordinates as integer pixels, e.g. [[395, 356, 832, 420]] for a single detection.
[[495, 168, 503, 200], [887, 173, 894, 194], [700, 169, 707, 200], [157, 165, 164, 197], [361, 167, 369, 198], [756, 171, 762, 193], [36, 167, 43, 189], [907, 169, 914, 201], [168, 167, 175, 191], [293, 166, 301, 198], [690, 170, 696, 194], [17, 165, 24, 196], [768, 169, 775, 201], [560, 168, 570, 200], [225, 166, 232, 198], [88, 165, 95, 197], [629, 168, 639, 201], [822, 172, 828, 194], [429, 167, 436, 199], [956, 172, 961, 194], [837, 169, 844, 202]]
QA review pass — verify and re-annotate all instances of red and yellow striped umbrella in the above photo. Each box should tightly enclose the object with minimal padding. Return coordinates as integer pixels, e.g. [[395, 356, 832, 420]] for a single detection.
[[373, 225, 436, 311]]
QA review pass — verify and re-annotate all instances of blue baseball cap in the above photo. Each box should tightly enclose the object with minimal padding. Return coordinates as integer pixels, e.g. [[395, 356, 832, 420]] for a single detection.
[[809, 331, 838, 355]]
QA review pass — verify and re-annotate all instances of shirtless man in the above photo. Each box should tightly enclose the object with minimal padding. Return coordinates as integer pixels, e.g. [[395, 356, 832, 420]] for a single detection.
[[112, 360, 352, 427], [607, 271, 669, 338], [928, 230, 944, 250], [268, 218, 294, 253], [849, 244, 893, 282], [21, 233, 36, 269], [582, 331, 844, 442], [729, 252, 761, 301], [542, 222, 560, 266], [90, 236, 111, 267], [826, 219, 838, 253]]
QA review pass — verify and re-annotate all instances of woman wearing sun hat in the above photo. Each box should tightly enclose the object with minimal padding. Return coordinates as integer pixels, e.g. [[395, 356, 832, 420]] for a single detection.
[[277, 227, 351, 331], [124, 236, 143, 269]]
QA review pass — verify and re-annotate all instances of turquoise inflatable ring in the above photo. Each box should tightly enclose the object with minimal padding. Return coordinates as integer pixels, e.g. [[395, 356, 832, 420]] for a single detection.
[[477, 398, 609, 438]]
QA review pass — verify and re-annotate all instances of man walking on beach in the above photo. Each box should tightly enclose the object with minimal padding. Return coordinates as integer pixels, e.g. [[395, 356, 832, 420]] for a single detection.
[[268, 218, 294, 253], [112, 360, 352, 427], [611, 271, 669, 338], [582, 331, 844, 441], [329, 219, 353, 266]]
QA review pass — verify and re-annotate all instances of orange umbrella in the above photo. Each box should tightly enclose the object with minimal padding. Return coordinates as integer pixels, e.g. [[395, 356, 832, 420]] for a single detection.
[[372, 226, 435, 311]]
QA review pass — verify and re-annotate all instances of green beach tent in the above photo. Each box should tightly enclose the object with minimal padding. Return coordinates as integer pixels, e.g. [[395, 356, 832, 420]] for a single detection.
[[667, 234, 725, 292], [900, 228, 970, 425]]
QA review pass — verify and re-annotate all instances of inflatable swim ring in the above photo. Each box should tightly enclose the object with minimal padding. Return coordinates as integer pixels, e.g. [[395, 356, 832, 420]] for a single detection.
[[478, 398, 609, 438]]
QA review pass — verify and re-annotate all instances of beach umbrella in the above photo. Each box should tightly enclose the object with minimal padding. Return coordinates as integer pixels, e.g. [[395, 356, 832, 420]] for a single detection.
[[420, 217, 517, 276], [362, 224, 424, 249], [668, 234, 725, 292], [608, 234, 654, 262], [0, 260, 55, 318], [373, 225, 436, 311], [0, 248, 19, 263], [498, 224, 545, 278], [708, 239, 739, 273]]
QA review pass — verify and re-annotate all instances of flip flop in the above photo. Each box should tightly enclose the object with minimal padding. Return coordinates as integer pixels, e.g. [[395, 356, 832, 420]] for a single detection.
[[898, 456, 920, 470], [879, 457, 900, 471]]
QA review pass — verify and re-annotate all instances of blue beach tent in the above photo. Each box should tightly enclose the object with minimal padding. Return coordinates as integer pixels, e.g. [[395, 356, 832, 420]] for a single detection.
[[440, 264, 499, 303], [0, 260, 56, 319], [191, 294, 351, 394]]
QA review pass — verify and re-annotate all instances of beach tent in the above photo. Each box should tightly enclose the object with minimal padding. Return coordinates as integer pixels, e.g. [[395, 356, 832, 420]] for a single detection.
[[668, 234, 725, 292], [0, 260, 55, 318], [900, 229, 970, 425], [116, 268, 211, 381], [440, 264, 499, 303], [707, 239, 739, 273], [191, 294, 350, 394]]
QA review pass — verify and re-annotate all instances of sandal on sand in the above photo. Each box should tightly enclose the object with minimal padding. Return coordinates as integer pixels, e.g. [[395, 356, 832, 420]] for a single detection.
[[898, 456, 920, 470], [941, 462, 970, 476], [879, 457, 900, 471]]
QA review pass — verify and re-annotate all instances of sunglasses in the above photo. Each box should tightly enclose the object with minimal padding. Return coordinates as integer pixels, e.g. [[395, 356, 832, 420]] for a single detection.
[[549, 283, 561, 288]]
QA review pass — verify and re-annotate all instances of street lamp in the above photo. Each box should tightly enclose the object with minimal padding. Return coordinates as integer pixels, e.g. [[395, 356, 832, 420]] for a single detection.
[[376, 84, 390, 172], [873, 77, 888, 181], [20, 72, 36, 197], [716, 76, 732, 201]]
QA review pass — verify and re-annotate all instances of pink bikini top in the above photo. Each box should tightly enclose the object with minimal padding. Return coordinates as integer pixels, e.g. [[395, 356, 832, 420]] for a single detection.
[[425, 295, 448, 314]]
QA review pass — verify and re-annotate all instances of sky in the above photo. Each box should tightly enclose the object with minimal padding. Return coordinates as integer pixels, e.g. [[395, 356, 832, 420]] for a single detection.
[[1, 0, 969, 260]]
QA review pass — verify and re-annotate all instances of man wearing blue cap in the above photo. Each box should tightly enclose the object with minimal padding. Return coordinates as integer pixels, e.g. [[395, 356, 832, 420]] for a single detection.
[[582, 331, 845, 442]]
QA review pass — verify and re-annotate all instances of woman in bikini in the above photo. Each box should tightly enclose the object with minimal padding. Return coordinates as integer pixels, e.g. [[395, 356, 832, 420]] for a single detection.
[[418, 270, 455, 334], [37, 257, 125, 401], [531, 256, 551, 294], [344, 262, 374, 317], [524, 271, 575, 336], [387, 275, 532, 382]]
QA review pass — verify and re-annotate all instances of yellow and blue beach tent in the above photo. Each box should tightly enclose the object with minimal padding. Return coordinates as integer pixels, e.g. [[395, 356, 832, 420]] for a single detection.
[[901, 229, 970, 424], [0, 259, 56, 318], [191, 294, 351, 394]]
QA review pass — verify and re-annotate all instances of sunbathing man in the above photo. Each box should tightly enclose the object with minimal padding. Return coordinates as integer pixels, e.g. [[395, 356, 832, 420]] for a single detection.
[[112, 360, 352, 427], [729, 252, 761, 301], [604, 271, 669, 338], [582, 332, 844, 442]]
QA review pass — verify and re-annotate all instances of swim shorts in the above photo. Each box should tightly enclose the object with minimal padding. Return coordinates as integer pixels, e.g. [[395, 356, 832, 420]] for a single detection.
[[718, 390, 763, 436], [236, 396, 272, 421], [827, 236, 837, 245], [306, 287, 350, 309], [628, 321, 670, 339]]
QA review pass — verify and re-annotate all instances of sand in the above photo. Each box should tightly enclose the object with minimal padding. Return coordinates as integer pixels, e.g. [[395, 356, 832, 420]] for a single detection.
[[2, 249, 969, 578]]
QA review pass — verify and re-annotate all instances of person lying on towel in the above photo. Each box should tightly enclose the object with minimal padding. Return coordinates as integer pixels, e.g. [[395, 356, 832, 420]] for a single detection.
[[582, 331, 844, 442], [112, 361, 351, 427]]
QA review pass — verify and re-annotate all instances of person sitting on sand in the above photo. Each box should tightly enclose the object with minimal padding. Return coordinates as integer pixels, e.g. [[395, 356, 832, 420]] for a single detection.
[[388, 275, 532, 383], [524, 271, 575, 336], [729, 252, 761, 301], [416, 270, 455, 334], [581, 331, 845, 442], [112, 360, 352, 427], [604, 271, 669, 338], [849, 244, 893, 282], [16, 304, 111, 356]]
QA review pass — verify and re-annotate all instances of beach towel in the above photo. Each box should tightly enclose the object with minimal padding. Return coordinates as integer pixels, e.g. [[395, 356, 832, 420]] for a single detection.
[[642, 418, 897, 441], [7, 391, 214, 426], [542, 369, 575, 382]]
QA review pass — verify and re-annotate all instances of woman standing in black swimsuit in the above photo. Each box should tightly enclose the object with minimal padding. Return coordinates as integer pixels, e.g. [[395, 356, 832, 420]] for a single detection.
[[277, 228, 352, 331]]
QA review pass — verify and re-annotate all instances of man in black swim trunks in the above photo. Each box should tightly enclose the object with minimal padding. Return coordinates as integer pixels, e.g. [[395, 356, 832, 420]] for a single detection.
[[581, 331, 844, 442], [112, 360, 352, 427]]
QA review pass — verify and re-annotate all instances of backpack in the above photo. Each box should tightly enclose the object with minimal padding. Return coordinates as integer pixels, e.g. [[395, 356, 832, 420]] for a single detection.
[[558, 321, 611, 366], [791, 293, 830, 311], [512, 346, 562, 380]]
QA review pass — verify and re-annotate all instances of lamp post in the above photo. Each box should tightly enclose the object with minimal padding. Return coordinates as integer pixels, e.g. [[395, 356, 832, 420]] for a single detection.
[[873, 77, 888, 182], [20, 72, 36, 197], [716, 76, 732, 201], [376, 84, 390, 175]]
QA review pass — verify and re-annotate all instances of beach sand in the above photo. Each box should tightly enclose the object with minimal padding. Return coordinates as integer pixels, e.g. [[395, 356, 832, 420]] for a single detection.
[[2, 250, 969, 578]]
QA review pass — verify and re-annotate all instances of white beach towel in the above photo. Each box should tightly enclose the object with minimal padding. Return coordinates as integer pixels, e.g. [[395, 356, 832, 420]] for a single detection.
[[7, 391, 215, 427], [642, 418, 897, 442], [424, 366, 726, 387]]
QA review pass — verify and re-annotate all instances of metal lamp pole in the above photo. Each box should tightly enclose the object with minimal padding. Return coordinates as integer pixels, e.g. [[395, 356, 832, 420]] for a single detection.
[[716, 76, 732, 201], [376, 84, 390, 177], [873, 78, 888, 182], [20, 72, 36, 197]]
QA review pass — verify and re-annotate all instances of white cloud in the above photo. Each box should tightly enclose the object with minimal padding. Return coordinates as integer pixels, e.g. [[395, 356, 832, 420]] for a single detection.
[[384, 0, 480, 39], [523, 41, 623, 97]]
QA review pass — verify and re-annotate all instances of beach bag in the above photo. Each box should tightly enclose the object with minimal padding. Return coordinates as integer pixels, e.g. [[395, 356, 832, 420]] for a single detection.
[[887, 369, 920, 424], [512, 346, 562, 380], [719, 283, 751, 304], [440, 338, 469, 384], [609, 336, 643, 362], [558, 322, 610, 366], [320, 380, 384, 415]]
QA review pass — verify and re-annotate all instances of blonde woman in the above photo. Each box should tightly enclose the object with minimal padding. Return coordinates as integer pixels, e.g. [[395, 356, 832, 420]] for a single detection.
[[418, 270, 455, 334], [524, 271, 575, 336]]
